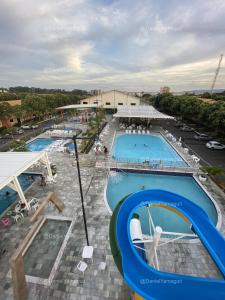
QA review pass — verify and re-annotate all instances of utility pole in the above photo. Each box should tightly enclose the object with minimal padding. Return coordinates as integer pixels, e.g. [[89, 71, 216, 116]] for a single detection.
[[210, 54, 223, 96]]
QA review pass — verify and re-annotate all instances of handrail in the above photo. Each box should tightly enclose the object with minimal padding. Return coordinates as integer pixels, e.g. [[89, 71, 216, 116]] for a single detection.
[[96, 159, 198, 173]]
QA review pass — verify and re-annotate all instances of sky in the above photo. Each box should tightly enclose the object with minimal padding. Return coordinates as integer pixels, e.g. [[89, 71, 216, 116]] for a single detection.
[[0, 0, 225, 92]]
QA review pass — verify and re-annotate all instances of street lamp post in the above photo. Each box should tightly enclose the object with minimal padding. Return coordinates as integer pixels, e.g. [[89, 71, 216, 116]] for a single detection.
[[72, 134, 97, 246]]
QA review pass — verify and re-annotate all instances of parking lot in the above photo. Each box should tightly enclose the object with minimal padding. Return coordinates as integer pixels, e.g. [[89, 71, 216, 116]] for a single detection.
[[162, 120, 225, 171]]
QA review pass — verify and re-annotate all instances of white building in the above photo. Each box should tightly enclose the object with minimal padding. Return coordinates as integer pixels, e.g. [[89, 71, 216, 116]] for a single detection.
[[80, 90, 141, 109]]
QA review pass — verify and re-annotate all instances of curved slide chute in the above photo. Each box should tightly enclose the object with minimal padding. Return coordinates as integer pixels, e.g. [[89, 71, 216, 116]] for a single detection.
[[109, 189, 225, 300]]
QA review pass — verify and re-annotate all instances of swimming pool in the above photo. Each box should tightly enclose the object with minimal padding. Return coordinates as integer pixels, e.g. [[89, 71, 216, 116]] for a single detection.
[[27, 138, 55, 151], [112, 133, 186, 167], [106, 171, 218, 236], [0, 174, 36, 215], [66, 142, 75, 151]]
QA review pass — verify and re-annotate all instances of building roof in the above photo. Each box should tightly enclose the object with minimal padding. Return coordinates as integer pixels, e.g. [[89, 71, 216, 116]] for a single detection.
[[198, 98, 217, 104], [80, 90, 140, 102], [113, 105, 174, 119], [3, 100, 22, 106], [56, 104, 98, 110], [0, 152, 46, 190]]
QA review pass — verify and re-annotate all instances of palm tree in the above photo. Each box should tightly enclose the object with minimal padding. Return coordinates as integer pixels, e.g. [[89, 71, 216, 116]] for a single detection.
[[12, 105, 23, 126]]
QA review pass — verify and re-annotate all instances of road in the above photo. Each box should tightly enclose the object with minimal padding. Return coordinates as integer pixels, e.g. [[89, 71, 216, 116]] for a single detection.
[[161, 120, 225, 170]]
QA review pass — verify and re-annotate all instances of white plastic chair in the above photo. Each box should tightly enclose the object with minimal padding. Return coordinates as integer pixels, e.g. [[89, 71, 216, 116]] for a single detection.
[[12, 213, 24, 223], [77, 261, 88, 275], [32, 203, 39, 211], [99, 262, 106, 271], [28, 197, 39, 207]]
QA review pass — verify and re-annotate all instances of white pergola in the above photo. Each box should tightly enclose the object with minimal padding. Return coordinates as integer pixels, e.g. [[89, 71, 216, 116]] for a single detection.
[[56, 104, 98, 110], [113, 105, 174, 120], [0, 152, 53, 209]]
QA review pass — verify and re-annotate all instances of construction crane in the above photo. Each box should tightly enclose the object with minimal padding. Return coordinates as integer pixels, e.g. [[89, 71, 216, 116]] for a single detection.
[[210, 54, 223, 96]]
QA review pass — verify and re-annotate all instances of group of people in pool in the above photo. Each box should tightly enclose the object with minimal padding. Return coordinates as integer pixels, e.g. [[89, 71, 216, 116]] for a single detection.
[[134, 143, 149, 147]]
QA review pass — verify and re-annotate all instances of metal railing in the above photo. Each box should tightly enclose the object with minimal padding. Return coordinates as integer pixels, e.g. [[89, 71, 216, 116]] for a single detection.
[[96, 157, 198, 173], [133, 204, 197, 270]]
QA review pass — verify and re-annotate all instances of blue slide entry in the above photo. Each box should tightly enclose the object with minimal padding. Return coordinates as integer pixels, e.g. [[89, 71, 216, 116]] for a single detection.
[[109, 189, 225, 300]]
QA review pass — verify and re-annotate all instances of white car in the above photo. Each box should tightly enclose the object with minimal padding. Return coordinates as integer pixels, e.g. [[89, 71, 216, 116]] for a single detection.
[[32, 125, 39, 129], [21, 125, 30, 129], [17, 129, 24, 134], [206, 141, 225, 150], [194, 133, 211, 141]]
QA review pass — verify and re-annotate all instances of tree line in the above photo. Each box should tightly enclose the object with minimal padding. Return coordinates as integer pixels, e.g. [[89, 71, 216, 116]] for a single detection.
[[153, 93, 225, 134], [8, 86, 89, 95], [0, 93, 81, 124]]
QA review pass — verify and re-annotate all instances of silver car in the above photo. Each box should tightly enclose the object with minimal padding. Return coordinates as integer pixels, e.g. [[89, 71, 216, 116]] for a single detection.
[[206, 141, 225, 150]]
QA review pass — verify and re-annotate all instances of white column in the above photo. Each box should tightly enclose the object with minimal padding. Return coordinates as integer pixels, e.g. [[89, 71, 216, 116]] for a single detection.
[[41, 153, 53, 179], [150, 226, 162, 269], [7, 182, 18, 192], [12, 176, 29, 209]]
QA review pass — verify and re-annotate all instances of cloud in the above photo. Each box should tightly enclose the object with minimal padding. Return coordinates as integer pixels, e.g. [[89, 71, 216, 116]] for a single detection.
[[0, 0, 225, 91]]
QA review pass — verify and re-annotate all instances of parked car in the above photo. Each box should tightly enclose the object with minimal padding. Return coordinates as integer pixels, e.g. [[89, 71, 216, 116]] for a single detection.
[[206, 141, 225, 150], [180, 125, 194, 132], [194, 133, 211, 141], [16, 129, 24, 134], [174, 121, 184, 127], [31, 125, 39, 129], [21, 125, 31, 129]]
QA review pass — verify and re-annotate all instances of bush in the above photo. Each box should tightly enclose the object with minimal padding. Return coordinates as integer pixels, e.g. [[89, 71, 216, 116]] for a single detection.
[[9, 139, 29, 152], [200, 166, 224, 176]]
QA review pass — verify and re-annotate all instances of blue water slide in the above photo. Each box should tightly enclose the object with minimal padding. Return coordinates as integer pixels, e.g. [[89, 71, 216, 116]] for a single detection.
[[115, 189, 225, 300]]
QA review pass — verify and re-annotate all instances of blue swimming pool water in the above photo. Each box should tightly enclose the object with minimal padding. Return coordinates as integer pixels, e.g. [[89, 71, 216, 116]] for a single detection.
[[67, 142, 75, 150], [0, 174, 36, 215], [106, 172, 218, 236], [27, 138, 55, 151], [112, 133, 186, 167]]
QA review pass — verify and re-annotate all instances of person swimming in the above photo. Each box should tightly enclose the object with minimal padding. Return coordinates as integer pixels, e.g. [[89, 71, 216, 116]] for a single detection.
[[141, 185, 145, 190]]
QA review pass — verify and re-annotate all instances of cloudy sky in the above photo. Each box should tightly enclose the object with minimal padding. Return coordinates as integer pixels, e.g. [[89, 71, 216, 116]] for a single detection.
[[0, 0, 225, 92]]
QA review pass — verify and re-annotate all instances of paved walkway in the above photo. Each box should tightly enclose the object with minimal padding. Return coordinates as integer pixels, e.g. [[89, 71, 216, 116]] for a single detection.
[[0, 119, 225, 300]]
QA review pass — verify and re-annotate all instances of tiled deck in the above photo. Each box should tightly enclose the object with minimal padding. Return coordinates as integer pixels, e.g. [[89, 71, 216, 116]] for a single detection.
[[0, 120, 225, 299]]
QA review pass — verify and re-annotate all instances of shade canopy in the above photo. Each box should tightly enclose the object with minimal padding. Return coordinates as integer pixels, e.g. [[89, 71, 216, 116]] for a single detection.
[[113, 105, 174, 119], [57, 104, 98, 110], [0, 152, 52, 209]]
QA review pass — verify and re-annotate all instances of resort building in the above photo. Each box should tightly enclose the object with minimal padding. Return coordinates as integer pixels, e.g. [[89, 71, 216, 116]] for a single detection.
[[80, 90, 142, 109], [0, 99, 35, 128]]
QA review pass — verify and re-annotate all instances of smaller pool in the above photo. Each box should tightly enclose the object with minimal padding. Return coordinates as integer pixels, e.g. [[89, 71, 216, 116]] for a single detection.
[[106, 171, 218, 237], [27, 138, 55, 151], [0, 174, 37, 215]]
